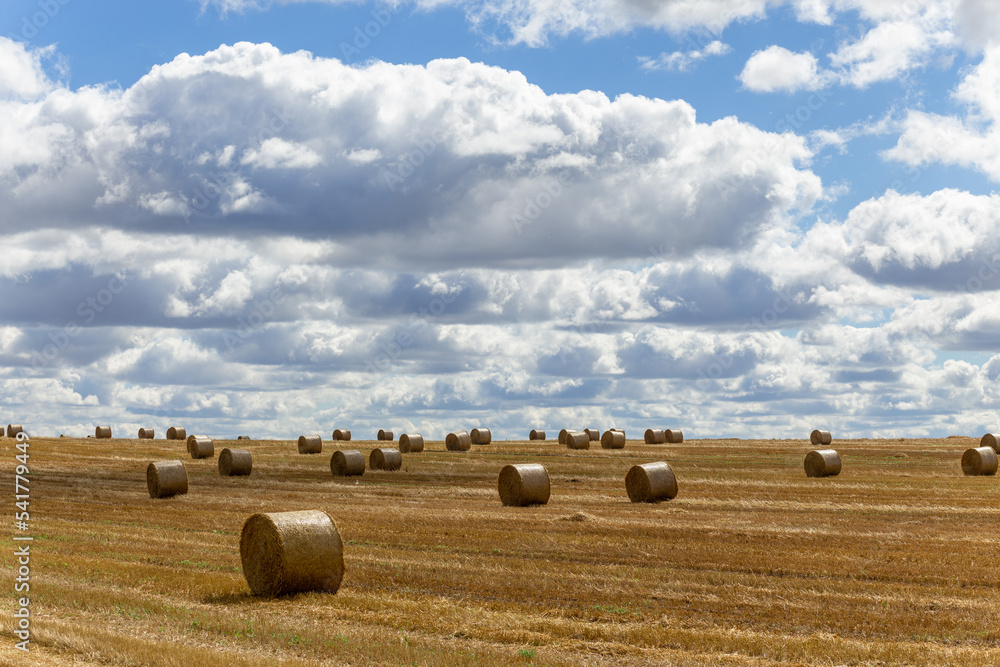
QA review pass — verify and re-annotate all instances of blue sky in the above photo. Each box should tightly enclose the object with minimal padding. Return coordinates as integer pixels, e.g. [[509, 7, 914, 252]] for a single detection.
[[2, 0, 1000, 439]]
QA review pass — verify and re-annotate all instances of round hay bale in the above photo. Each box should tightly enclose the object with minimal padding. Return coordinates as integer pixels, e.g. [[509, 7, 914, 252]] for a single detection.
[[219, 448, 253, 476], [166, 426, 187, 441], [804, 449, 841, 477], [625, 462, 678, 503], [644, 428, 666, 444], [377, 429, 394, 441], [558, 428, 570, 444], [498, 463, 550, 507], [237, 435, 251, 440], [7, 424, 23, 438], [399, 433, 424, 453], [584, 428, 600, 441], [446, 431, 472, 451], [962, 446, 998, 476], [95, 425, 112, 439], [601, 430, 626, 449], [239, 509, 345, 597], [666, 429, 684, 444], [298, 434, 322, 454], [529, 429, 546, 441], [332, 429, 352, 441], [187, 435, 215, 459], [370, 448, 402, 471], [566, 431, 590, 450], [330, 450, 365, 477], [810, 430, 832, 446], [138, 427, 155, 439], [147, 460, 188, 498], [980, 433, 999, 452], [470, 427, 492, 445]]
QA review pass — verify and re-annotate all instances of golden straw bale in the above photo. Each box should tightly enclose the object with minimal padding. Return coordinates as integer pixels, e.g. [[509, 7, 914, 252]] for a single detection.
[[446, 431, 472, 451], [146, 460, 188, 498], [529, 429, 546, 441], [330, 450, 365, 476], [625, 462, 678, 502], [810, 430, 832, 446], [187, 435, 215, 459], [370, 448, 402, 471], [332, 429, 352, 441], [399, 433, 424, 453], [240, 510, 345, 597], [138, 427, 155, 439], [566, 431, 590, 450], [377, 429, 394, 441], [298, 434, 322, 454], [219, 448, 252, 476], [166, 427, 187, 441], [980, 433, 999, 452], [962, 446, 998, 476], [470, 428, 492, 445], [497, 463, 550, 506], [804, 449, 841, 477], [644, 428, 666, 444], [583, 428, 600, 441], [601, 430, 626, 449], [665, 429, 684, 443], [95, 425, 112, 439]]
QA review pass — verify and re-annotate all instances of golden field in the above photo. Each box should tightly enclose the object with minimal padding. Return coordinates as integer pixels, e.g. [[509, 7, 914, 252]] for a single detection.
[[2, 434, 999, 666]]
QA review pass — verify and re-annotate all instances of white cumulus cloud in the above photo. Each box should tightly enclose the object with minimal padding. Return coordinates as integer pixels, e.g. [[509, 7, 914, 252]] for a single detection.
[[740, 46, 822, 93]]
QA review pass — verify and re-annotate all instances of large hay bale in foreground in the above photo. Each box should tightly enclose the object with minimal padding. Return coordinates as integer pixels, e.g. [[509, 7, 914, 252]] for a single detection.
[[146, 461, 188, 499], [399, 433, 424, 453], [240, 510, 345, 597], [166, 426, 187, 441], [980, 433, 1000, 452], [330, 450, 365, 477], [566, 431, 590, 450], [583, 428, 600, 441], [219, 448, 253, 476], [666, 429, 684, 443], [377, 429, 394, 441], [601, 429, 626, 449], [7, 424, 23, 438], [962, 446, 998, 476], [470, 427, 492, 445], [446, 431, 472, 451], [529, 429, 546, 441], [810, 430, 832, 446], [138, 427, 155, 439], [804, 449, 841, 477], [370, 448, 402, 471], [625, 462, 678, 503], [332, 429, 351, 441], [187, 435, 215, 459], [298, 434, 322, 454], [644, 428, 666, 444], [95, 425, 112, 439], [498, 463, 550, 507]]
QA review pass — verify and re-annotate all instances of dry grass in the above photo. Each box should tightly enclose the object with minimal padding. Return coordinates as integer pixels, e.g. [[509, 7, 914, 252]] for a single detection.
[[2, 436, 1000, 666]]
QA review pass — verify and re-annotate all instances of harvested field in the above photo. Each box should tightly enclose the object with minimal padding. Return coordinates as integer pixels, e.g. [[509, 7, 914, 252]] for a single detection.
[[2, 435, 1000, 666]]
